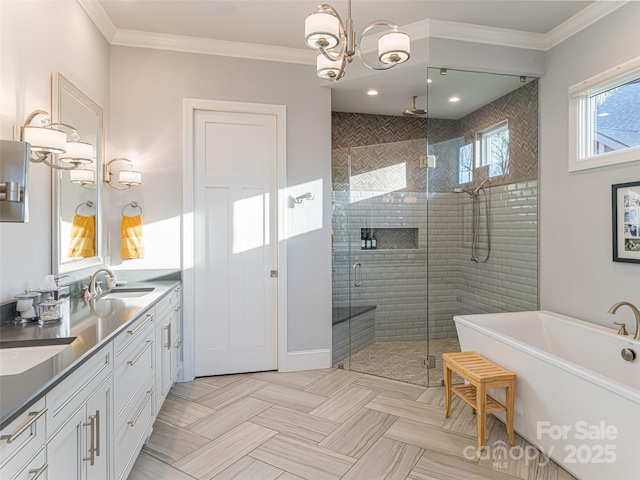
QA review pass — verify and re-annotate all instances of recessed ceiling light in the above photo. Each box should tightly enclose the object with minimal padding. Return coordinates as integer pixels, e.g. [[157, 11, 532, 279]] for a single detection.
[[367, 90, 378, 96], [449, 96, 460, 103], [597, 112, 610, 117], [426, 79, 432, 84]]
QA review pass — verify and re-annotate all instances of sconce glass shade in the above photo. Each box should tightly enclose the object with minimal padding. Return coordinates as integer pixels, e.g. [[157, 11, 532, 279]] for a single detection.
[[317, 52, 344, 80], [60, 141, 94, 165], [70, 168, 95, 185], [305, 10, 340, 49], [23, 126, 66, 154], [118, 169, 142, 186], [378, 31, 410, 64]]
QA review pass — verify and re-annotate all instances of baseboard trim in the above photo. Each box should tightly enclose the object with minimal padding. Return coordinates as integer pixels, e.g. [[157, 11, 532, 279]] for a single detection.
[[283, 349, 332, 372]]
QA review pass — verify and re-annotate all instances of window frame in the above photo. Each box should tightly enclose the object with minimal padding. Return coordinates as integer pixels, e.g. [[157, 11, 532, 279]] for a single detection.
[[475, 120, 509, 177], [568, 56, 640, 172]]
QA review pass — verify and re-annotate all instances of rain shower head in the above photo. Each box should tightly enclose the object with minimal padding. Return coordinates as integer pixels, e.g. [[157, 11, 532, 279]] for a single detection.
[[402, 96, 427, 117]]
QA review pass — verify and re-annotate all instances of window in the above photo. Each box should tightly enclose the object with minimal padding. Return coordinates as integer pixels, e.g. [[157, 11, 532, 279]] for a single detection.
[[569, 56, 640, 171], [458, 143, 473, 184], [476, 121, 509, 177]]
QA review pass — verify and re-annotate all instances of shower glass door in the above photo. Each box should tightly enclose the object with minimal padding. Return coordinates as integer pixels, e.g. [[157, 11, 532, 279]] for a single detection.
[[332, 141, 430, 386], [425, 67, 540, 387]]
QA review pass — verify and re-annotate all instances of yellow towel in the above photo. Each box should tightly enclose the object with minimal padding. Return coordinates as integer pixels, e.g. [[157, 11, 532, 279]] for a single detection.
[[67, 214, 96, 258], [121, 214, 145, 259]]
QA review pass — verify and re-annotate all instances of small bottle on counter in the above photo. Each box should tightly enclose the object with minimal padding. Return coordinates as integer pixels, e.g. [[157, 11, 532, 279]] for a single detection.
[[371, 232, 377, 249], [361, 230, 366, 249], [365, 231, 372, 249]]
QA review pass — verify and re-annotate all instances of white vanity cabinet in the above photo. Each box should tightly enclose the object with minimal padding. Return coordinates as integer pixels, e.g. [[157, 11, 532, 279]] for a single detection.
[[155, 285, 182, 411], [112, 308, 155, 480], [0, 282, 182, 480], [46, 375, 112, 480], [0, 398, 47, 480], [46, 343, 113, 480], [171, 288, 182, 381]]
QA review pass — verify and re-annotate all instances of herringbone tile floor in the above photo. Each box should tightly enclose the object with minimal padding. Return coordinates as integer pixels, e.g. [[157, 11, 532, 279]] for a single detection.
[[128, 369, 576, 480]]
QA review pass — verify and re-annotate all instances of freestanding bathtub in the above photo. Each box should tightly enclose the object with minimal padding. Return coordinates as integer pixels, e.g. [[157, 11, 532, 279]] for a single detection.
[[454, 310, 640, 480]]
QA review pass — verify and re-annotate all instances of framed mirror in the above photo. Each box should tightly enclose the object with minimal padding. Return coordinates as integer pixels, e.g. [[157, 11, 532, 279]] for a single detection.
[[52, 73, 104, 275]]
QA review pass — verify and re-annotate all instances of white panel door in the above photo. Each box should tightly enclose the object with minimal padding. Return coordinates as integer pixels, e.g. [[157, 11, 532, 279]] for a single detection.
[[194, 108, 278, 376]]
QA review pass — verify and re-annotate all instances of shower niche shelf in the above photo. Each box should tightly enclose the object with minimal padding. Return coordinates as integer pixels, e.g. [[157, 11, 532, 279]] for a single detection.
[[360, 228, 418, 250]]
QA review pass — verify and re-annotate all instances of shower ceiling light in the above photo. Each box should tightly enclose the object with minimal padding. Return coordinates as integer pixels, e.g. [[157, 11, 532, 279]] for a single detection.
[[449, 96, 460, 103], [367, 90, 378, 96], [304, 0, 410, 82]]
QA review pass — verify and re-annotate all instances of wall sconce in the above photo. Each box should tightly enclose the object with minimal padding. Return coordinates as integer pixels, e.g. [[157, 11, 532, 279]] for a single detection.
[[17, 110, 95, 170], [105, 158, 142, 190], [70, 168, 96, 189]]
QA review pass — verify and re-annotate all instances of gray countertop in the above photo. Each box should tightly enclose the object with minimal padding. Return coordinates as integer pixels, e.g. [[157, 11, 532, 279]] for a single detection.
[[0, 280, 180, 429]]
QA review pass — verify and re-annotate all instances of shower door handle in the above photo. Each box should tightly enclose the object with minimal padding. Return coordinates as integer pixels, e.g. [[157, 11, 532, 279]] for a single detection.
[[353, 263, 362, 287]]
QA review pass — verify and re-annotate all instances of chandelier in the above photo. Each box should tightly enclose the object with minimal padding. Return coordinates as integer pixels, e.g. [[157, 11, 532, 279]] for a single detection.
[[304, 0, 410, 81]]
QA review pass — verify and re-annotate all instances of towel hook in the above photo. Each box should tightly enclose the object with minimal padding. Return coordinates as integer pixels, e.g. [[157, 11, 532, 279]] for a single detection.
[[75, 200, 95, 214], [121, 201, 142, 216]]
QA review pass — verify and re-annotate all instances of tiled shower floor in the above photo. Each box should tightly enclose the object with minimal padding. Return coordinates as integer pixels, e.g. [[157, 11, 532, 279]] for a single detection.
[[337, 338, 464, 387]]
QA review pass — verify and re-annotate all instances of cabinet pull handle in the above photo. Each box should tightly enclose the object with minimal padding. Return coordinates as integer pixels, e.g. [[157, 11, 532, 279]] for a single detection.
[[128, 390, 153, 427], [1, 407, 47, 444], [95, 409, 101, 458], [165, 323, 171, 349], [83, 414, 96, 466], [127, 340, 152, 366], [127, 314, 153, 335], [28, 463, 48, 480]]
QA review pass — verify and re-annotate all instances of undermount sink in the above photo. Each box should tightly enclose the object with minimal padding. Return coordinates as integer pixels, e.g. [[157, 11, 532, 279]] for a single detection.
[[0, 340, 74, 376], [99, 287, 155, 299]]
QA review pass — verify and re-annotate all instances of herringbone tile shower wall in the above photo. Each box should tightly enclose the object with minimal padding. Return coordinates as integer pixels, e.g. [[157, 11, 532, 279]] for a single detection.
[[332, 80, 538, 193], [457, 80, 539, 189]]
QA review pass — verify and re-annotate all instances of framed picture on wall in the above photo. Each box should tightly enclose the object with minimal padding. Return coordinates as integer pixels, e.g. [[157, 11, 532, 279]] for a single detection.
[[612, 181, 640, 263]]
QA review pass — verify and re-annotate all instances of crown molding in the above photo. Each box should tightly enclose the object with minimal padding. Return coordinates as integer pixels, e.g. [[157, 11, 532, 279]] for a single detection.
[[425, 18, 546, 51], [76, 0, 116, 42], [111, 29, 316, 65], [544, 1, 628, 50], [79, 0, 629, 64]]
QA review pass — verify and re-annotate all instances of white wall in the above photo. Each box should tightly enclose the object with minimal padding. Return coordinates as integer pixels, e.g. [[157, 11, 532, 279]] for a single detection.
[[539, 2, 640, 328], [109, 47, 332, 353], [0, 0, 110, 303]]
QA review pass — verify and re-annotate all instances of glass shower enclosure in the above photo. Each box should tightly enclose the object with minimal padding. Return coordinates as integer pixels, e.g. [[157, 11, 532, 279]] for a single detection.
[[331, 68, 539, 388], [331, 139, 433, 386]]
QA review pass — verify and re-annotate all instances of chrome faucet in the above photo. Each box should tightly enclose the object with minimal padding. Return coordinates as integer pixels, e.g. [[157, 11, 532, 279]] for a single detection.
[[89, 267, 115, 297], [608, 301, 640, 341]]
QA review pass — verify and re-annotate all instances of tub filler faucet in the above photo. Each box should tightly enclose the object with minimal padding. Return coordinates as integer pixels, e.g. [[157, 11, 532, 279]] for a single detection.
[[608, 301, 640, 341]]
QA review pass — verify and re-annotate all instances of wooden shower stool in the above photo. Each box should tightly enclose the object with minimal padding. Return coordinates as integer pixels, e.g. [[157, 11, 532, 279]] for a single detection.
[[443, 351, 516, 450]]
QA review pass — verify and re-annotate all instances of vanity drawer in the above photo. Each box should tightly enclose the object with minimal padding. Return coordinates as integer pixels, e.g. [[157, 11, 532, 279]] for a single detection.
[[154, 293, 173, 319], [114, 333, 154, 429], [0, 445, 46, 480], [0, 398, 46, 469], [113, 309, 154, 361], [171, 286, 181, 307], [114, 377, 154, 480], [46, 343, 112, 438]]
